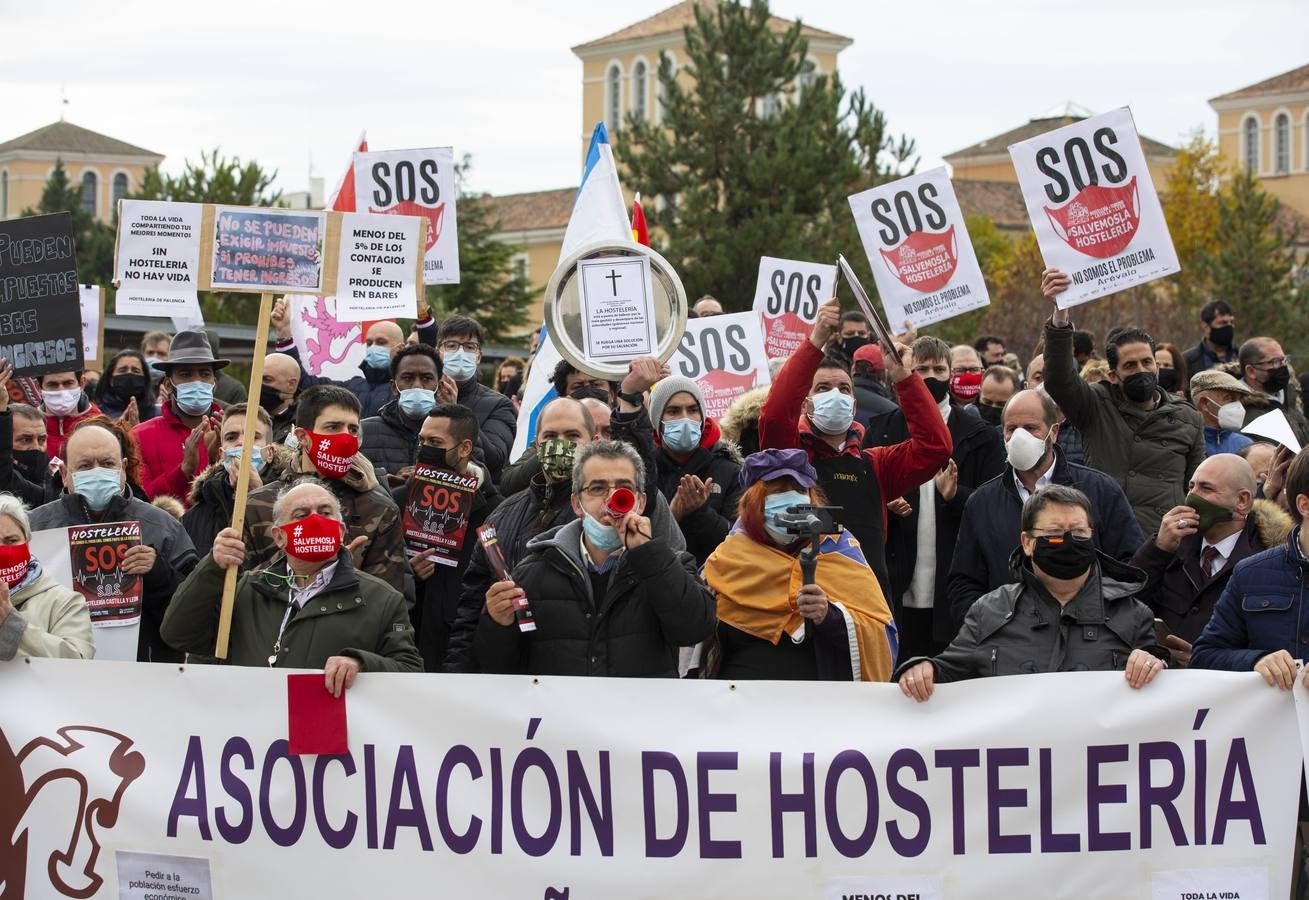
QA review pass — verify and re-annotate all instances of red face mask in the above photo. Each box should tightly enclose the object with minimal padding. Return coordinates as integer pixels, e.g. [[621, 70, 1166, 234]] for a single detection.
[[950, 372, 983, 401], [277, 514, 343, 562], [304, 430, 359, 478], [0, 542, 31, 588]]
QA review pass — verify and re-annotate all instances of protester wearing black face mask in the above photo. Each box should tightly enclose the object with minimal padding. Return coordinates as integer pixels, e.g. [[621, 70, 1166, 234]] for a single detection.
[[92, 350, 159, 424], [0, 374, 58, 508], [1237, 336, 1309, 448], [260, 352, 302, 444], [1183, 300, 1238, 375], [895, 485, 1170, 700]]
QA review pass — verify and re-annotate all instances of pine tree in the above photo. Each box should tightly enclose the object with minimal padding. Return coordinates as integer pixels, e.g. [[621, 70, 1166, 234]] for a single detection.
[[614, 0, 915, 309], [21, 158, 114, 284]]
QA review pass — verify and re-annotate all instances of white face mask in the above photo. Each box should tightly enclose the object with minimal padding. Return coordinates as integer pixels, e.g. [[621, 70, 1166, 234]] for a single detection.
[[43, 387, 81, 417], [1212, 399, 1246, 432], [1005, 427, 1050, 473]]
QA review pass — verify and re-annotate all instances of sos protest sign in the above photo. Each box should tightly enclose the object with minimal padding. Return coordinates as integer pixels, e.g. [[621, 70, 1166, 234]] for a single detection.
[[69, 521, 143, 627], [849, 167, 990, 329], [670, 311, 771, 420], [1009, 107, 1180, 308], [751, 257, 834, 360], [401, 463, 480, 567], [354, 147, 460, 285], [0, 212, 84, 377]]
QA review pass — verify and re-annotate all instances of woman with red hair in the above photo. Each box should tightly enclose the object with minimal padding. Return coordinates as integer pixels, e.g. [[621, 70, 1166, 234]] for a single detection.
[[702, 448, 897, 681]]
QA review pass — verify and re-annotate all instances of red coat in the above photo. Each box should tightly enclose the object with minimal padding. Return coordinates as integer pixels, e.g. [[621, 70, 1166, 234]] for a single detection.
[[133, 400, 218, 502], [44, 399, 102, 463], [758, 341, 952, 534]]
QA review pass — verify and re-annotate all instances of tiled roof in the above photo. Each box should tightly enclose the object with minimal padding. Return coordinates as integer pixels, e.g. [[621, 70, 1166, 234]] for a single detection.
[[0, 121, 162, 158], [1211, 63, 1309, 102], [945, 115, 1176, 161], [486, 187, 576, 232], [952, 179, 1029, 230], [573, 0, 850, 53]]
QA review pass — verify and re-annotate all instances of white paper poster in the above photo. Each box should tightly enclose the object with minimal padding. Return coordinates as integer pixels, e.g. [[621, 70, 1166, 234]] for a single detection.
[[30, 526, 140, 662], [669, 311, 771, 420], [79, 284, 102, 364], [353, 146, 460, 285], [113, 200, 203, 316], [333, 211, 423, 321], [750, 256, 835, 360], [577, 254, 656, 362], [1009, 107, 1180, 308], [849, 166, 991, 329]]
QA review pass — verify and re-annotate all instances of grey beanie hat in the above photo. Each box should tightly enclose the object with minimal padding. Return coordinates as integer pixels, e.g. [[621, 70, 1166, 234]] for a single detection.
[[649, 375, 706, 424]]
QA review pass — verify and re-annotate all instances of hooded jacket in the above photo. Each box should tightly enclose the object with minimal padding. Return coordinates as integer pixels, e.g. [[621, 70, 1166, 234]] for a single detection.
[[0, 567, 94, 660], [133, 399, 222, 502], [652, 417, 744, 565], [718, 386, 768, 458]]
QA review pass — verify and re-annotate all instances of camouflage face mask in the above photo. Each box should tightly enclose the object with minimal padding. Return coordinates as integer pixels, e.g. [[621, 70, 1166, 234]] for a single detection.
[[539, 438, 579, 482]]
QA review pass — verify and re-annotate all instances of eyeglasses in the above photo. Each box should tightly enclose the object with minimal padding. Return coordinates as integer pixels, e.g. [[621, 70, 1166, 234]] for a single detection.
[[439, 340, 481, 353], [1255, 356, 1290, 368], [1028, 528, 1093, 540], [952, 366, 983, 376], [580, 480, 637, 498]]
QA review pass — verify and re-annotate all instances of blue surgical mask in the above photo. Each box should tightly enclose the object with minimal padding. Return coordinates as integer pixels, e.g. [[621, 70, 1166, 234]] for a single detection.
[[174, 381, 214, 416], [581, 513, 623, 552], [284, 431, 299, 452], [763, 490, 811, 546], [364, 345, 392, 370], [398, 388, 436, 420], [809, 389, 854, 435], [226, 445, 267, 475], [72, 467, 123, 510], [145, 358, 165, 379], [662, 418, 702, 454], [442, 349, 477, 383]]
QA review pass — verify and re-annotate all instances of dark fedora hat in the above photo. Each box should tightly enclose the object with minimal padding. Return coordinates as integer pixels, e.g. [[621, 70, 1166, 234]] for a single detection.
[[155, 329, 230, 372]]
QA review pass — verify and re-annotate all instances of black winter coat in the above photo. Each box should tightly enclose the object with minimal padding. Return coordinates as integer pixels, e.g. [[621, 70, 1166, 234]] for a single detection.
[[853, 374, 899, 436], [182, 463, 238, 554], [473, 518, 715, 676], [287, 346, 395, 420], [361, 399, 420, 478], [456, 378, 517, 476], [654, 438, 743, 566]]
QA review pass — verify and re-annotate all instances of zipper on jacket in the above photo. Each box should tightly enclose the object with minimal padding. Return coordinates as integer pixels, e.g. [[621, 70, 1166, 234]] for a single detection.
[[990, 648, 998, 676]]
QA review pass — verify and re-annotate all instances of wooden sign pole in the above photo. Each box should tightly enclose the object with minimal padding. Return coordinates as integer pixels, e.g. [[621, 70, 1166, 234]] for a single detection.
[[214, 291, 274, 659]]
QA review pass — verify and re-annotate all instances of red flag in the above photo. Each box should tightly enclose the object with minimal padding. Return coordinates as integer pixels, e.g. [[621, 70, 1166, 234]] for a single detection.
[[631, 191, 649, 246], [325, 130, 368, 212]]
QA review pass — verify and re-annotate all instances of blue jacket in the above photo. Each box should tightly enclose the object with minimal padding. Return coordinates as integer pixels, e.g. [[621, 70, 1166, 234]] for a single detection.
[[1191, 528, 1309, 672]]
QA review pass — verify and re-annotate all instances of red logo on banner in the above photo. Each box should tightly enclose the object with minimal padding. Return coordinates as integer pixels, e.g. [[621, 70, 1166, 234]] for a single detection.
[[763, 312, 809, 359], [879, 226, 958, 293], [1043, 177, 1140, 259], [698, 369, 759, 420], [371, 199, 445, 252]]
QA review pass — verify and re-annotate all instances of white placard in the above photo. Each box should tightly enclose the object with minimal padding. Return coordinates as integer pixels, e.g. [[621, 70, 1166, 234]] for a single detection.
[[29, 526, 139, 661], [117, 850, 214, 900], [79, 284, 101, 363], [353, 146, 460, 285], [750, 256, 835, 359], [849, 166, 991, 329], [1151, 867, 1267, 900], [1009, 107, 1180, 308], [113, 200, 203, 316], [1243, 408, 1303, 453], [333, 211, 423, 321], [577, 254, 656, 362], [669, 311, 771, 420]]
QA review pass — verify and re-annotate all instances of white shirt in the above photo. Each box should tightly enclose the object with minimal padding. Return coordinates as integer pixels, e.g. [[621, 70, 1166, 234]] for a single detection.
[[1201, 531, 1242, 575], [1013, 456, 1056, 502], [902, 398, 952, 610], [289, 561, 339, 609]]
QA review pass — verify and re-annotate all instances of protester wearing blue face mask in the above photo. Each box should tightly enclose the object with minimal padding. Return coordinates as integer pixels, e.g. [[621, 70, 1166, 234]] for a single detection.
[[434, 316, 517, 478], [130, 329, 228, 504], [29, 422, 198, 662], [647, 376, 743, 566], [182, 403, 275, 555], [361, 344, 447, 485]]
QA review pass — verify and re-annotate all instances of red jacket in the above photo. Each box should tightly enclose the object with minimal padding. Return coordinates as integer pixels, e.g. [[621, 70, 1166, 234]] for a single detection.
[[758, 341, 952, 534], [133, 400, 218, 502], [44, 398, 102, 463]]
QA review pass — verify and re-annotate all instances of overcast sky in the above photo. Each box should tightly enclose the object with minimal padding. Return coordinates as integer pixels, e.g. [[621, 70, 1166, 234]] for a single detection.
[[2, 0, 1305, 200]]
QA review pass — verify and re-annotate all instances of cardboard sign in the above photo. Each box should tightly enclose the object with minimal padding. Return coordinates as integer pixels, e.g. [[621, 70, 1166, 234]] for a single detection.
[[79, 284, 103, 365], [401, 463, 480, 566], [849, 167, 991, 329], [669, 311, 772, 421], [1009, 107, 1180, 308], [114, 200, 204, 316], [353, 147, 460, 285], [68, 521, 143, 627], [577, 255, 656, 362], [751, 257, 835, 360], [0, 212, 84, 376], [210, 207, 326, 291], [333, 212, 423, 321]]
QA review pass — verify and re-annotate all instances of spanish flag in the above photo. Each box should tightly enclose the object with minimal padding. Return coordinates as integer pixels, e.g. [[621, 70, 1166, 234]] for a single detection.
[[631, 192, 650, 246]]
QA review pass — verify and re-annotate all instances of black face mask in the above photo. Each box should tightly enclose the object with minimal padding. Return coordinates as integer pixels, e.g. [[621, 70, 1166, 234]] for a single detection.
[[1156, 367, 1180, 392], [923, 377, 951, 405], [259, 384, 287, 414], [978, 404, 1002, 426], [1032, 532, 1096, 580], [110, 374, 146, 400], [841, 337, 871, 359], [1121, 371, 1158, 403], [1262, 366, 1291, 395], [1209, 324, 1234, 348], [13, 449, 48, 482], [416, 443, 459, 471]]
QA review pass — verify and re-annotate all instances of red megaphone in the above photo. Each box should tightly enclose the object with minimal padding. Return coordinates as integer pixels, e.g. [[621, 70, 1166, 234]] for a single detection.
[[605, 487, 637, 518]]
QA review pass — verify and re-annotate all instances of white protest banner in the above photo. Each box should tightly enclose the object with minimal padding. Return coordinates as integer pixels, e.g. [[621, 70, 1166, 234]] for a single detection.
[[670, 311, 771, 420], [1009, 107, 1180, 308], [849, 167, 990, 329], [113, 200, 203, 316], [333, 211, 424, 321], [78, 285, 102, 364], [353, 146, 460, 285], [289, 296, 365, 381], [1243, 408, 1303, 454], [577, 254, 655, 362], [750, 257, 835, 360], [0, 660, 1297, 899]]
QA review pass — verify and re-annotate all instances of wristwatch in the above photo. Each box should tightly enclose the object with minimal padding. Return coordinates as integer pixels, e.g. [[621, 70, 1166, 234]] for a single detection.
[[617, 389, 645, 406]]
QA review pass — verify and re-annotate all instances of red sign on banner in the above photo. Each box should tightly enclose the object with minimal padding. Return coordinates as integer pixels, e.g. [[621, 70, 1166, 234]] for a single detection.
[[68, 521, 142, 626]]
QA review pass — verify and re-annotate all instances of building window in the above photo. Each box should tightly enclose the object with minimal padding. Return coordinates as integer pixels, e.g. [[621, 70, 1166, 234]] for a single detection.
[[80, 171, 97, 216], [1, 170, 6, 218], [511, 252, 529, 282], [798, 58, 817, 96], [112, 172, 129, 207], [1243, 116, 1260, 174], [633, 61, 648, 122], [759, 94, 781, 119], [606, 64, 623, 133], [1275, 113, 1290, 174]]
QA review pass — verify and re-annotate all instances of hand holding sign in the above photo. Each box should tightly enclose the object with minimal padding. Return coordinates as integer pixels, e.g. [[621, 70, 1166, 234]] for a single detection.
[[120, 544, 157, 576], [809, 298, 841, 351], [1042, 267, 1074, 326]]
